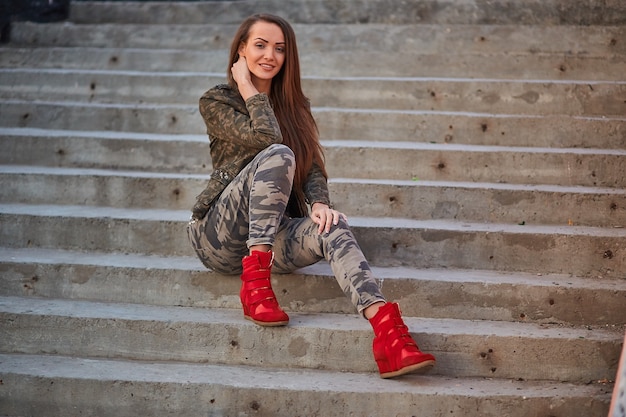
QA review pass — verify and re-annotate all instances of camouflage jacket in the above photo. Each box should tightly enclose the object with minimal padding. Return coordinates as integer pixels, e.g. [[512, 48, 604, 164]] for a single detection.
[[191, 84, 331, 220]]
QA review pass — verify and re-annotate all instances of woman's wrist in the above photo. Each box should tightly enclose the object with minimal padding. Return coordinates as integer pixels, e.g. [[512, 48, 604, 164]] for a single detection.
[[311, 202, 331, 210], [237, 80, 259, 101]]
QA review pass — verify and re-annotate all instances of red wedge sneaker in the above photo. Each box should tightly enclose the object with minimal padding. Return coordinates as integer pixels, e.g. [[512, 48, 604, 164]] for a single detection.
[[240, 250, 289, 326], [369, 302, 435, 378]]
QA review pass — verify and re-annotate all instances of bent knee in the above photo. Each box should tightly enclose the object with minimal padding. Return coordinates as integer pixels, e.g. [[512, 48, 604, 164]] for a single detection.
[[320, 217, 353, 241]]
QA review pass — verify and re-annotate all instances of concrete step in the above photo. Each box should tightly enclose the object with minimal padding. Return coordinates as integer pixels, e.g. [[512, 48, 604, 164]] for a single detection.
[[9, 22, 626, 56], [1, 108, 623, 156], [1, 247, 624, 326], [9, 128, 626, 188], [315, 109, 626, 149], [0, 353, 613, 417], [0, 204, 624, 277], [331, 179, 626, 228], [1, 165, 625, 227], [0, 296, 621, 382], [324, 141, 626, 188], [2, 69, 625, 117], [4, 126, 623, 188], [1, 102, 623, 150], [2, 47, 625, 80], [0, 128, 208, 173], [66, 0, 626, 26]]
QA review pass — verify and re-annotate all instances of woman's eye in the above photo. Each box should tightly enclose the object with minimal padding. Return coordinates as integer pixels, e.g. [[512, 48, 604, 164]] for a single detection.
[[255, 43, 264, 48], [276, 47, 285, 53]]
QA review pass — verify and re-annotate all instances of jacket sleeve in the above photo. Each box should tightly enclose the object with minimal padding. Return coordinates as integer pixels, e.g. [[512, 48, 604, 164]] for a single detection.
[[199, 87, 282, 149], [304, 162, 331, 207], [192, 86, 284, 220]]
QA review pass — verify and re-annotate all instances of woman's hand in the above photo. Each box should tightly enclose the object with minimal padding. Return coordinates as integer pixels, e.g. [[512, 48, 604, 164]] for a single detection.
[[310, 203, 347, 234], [232, 56, 259, 101], [232, 56, 252, 86]]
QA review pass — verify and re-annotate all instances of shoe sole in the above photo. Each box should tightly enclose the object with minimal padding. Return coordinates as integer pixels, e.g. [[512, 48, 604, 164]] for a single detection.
[[244, 315, 289, 327], [379, 360, 436, 379]]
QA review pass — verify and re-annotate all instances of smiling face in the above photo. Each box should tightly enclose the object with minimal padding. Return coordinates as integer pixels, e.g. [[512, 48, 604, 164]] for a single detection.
[[238, 21, 286, 92]]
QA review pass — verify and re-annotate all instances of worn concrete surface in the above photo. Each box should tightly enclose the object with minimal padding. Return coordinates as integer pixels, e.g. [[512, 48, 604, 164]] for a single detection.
[[66, 0, 626, 25], [2, 69, 625, 117], [0, 295, 622, 381], [1, 247, 625, 325], [9, 22, 626, 55], [1, 203, 625, 276], [2, 101, 624, 149], [3, 47, 626, 80], [1, 166, 625, 226], [0, 353, 613, 417]]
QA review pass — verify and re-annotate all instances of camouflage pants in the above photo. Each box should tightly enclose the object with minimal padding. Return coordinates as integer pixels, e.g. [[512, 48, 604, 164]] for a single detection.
[[187, 144, 385, 315]]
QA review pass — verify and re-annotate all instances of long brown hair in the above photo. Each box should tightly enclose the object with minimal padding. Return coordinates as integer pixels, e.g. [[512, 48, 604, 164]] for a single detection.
[[227, 14, 327, 216]]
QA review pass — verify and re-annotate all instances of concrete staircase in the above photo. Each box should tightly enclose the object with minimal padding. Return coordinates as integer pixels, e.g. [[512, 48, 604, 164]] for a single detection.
[[1, 1, 625, 416]]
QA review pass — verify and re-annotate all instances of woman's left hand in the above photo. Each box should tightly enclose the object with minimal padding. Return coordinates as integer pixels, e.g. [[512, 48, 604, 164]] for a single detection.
[[310, 203, 347, 234]]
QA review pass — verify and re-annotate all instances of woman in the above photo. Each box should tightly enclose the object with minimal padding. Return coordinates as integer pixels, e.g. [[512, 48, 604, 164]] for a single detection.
[[187, 13, 435, 379]]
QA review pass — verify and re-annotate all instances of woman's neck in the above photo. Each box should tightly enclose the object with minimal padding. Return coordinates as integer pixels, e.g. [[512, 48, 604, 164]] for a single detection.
[[252, 76, 271, 95]]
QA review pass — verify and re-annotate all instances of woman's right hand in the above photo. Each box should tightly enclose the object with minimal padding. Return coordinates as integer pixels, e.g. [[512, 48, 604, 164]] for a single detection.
[[232, 56, 258, 100], [232, 56, 252, 86], [310, 203, 347, 235]]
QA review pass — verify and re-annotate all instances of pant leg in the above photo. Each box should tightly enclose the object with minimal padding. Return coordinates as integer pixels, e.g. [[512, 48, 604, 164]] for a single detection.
[[187, 144, 295, 273], [272, 216, 386, 316]]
